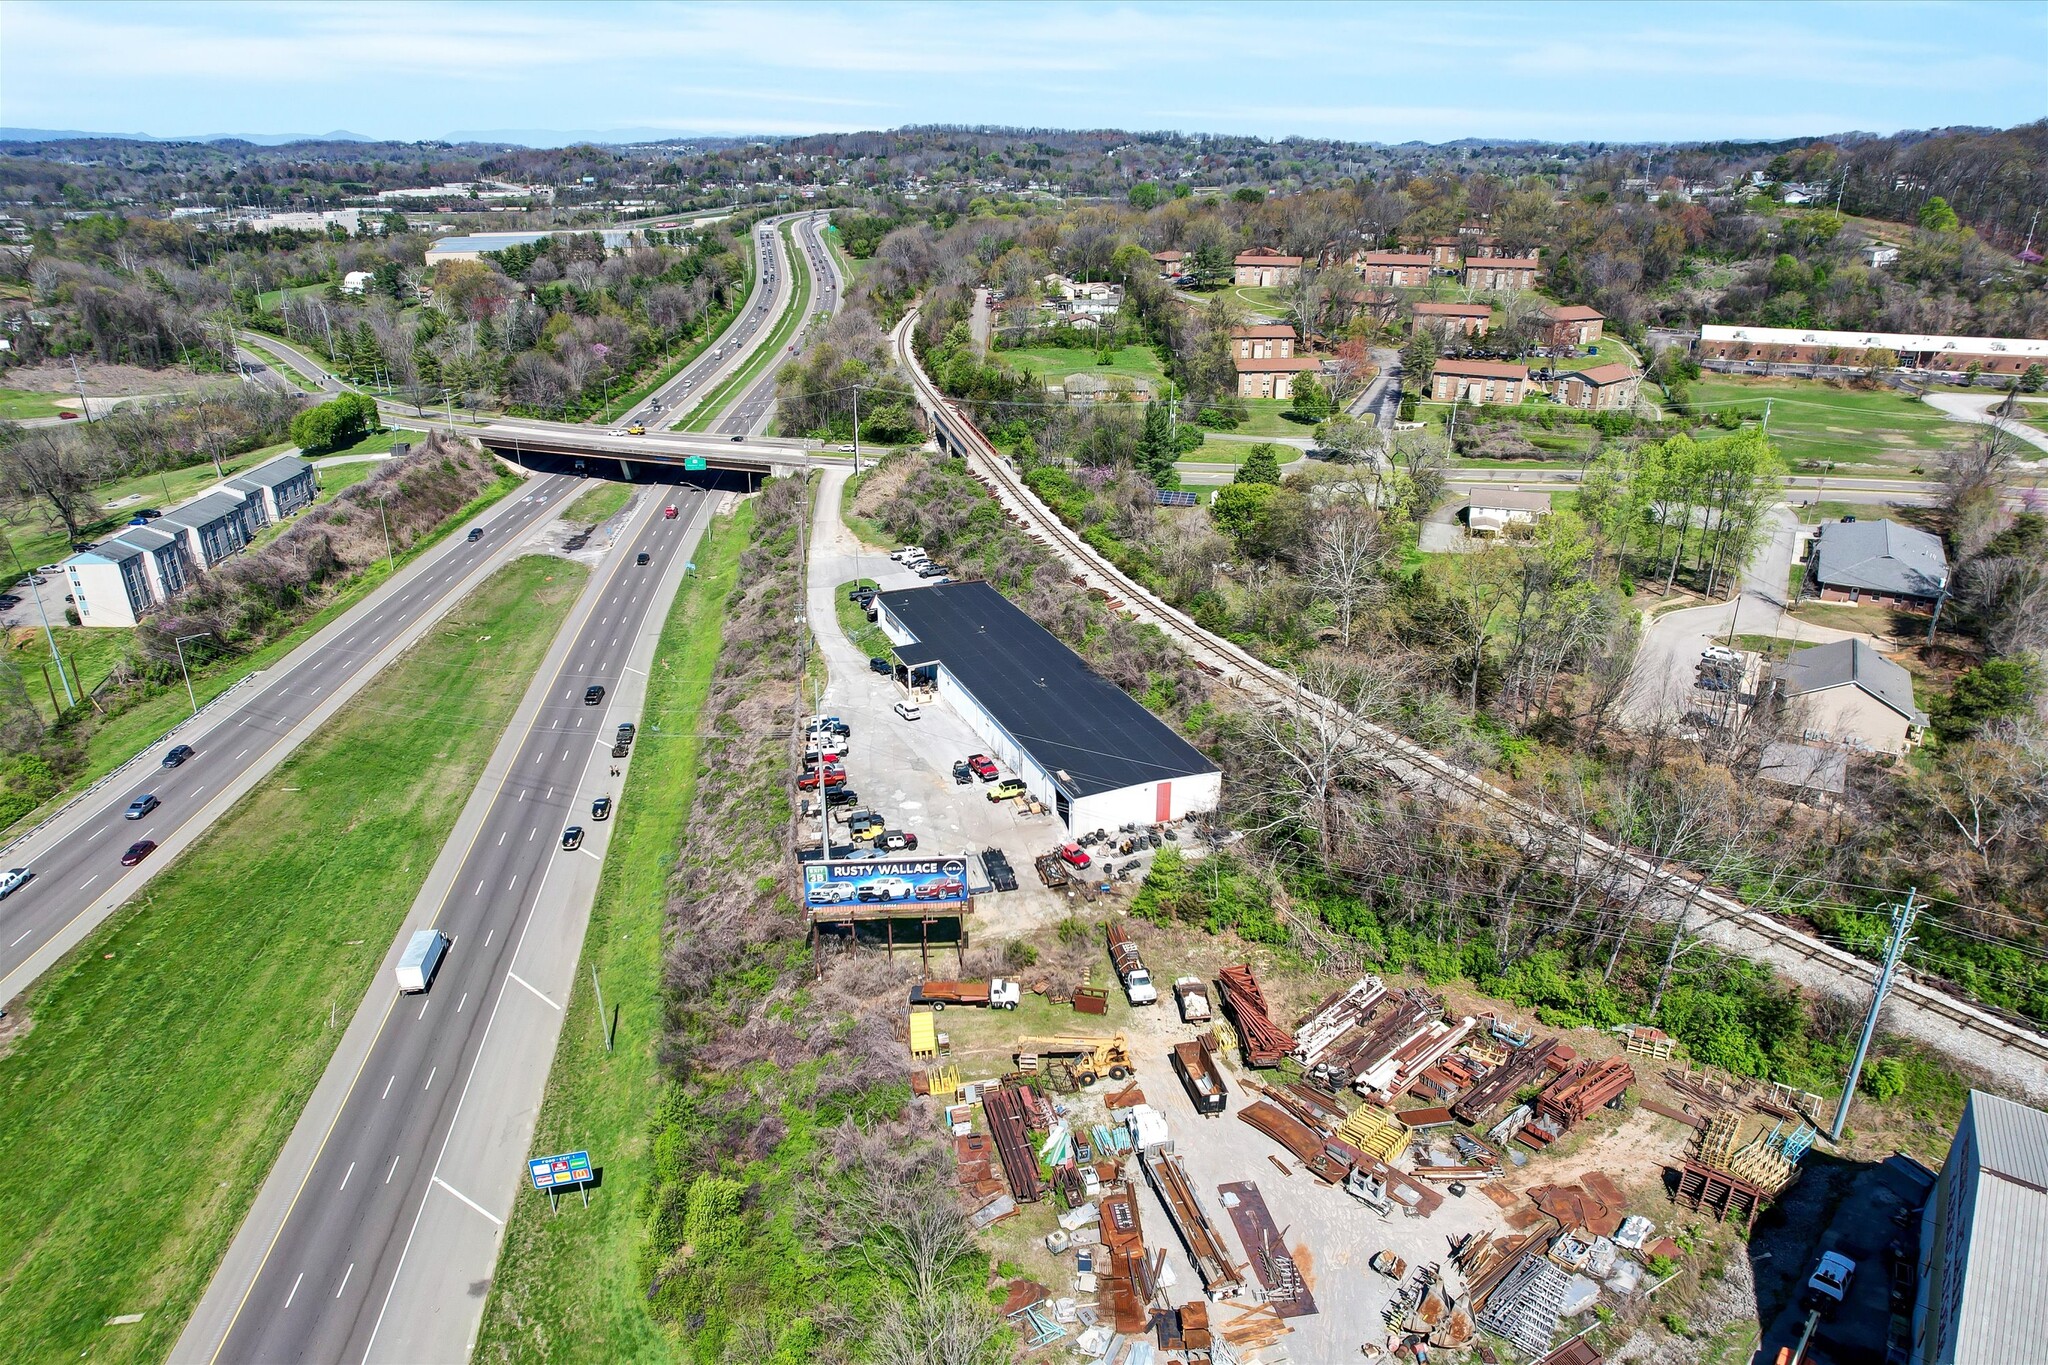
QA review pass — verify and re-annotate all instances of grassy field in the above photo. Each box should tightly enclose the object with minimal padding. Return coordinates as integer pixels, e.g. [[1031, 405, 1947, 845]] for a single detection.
[[1553, 335, 1637, 371], [1223, 283, 1291, 316], [1687, 377, 1971, 473], [683, 221, 810, 433], [838, 467, 894, 548], [10, 623, 130, 721], [1206, 398, 1317, 438], [0, 388, 79, 420], [473, 505, 751, 1365], [995, 343, 1167, 391], [0, 467, 525, 843], [1792, 499, 1891, 524], [561, 480, 634, 527], [0, 554, 586, 1365], [835, 577, 891, 658]]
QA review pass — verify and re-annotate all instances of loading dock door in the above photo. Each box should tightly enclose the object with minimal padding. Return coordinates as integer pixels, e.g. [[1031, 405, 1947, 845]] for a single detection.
[[1156, 781, 1171, 823], [1055, 788, 1071, 828]]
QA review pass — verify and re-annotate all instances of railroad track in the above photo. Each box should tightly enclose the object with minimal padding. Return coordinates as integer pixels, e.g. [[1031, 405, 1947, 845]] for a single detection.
[[889, 311, 2048, 1081]]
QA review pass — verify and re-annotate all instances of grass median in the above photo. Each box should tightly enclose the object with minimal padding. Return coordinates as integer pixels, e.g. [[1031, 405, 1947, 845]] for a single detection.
[[475, 500, 750, 1364], [0, 553, 588, 1365]]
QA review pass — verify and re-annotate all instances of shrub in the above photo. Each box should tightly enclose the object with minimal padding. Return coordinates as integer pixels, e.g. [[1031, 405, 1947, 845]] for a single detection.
[[1863, 1056, 1907, 1101]]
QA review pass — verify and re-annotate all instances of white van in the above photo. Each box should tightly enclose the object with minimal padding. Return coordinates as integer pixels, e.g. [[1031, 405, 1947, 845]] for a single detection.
[[395, 928, 449, 994]]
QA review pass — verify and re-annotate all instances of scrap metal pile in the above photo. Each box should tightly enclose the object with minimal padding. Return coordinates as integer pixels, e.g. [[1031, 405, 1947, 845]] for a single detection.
[[1516, 1055, 1638, 1149], [1217, 963, 1296, 1067]]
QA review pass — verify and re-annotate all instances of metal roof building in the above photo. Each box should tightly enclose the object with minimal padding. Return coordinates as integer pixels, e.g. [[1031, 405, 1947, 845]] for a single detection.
[[1913, 1091, 2048, 1363], [875, 581, 1221, 832]]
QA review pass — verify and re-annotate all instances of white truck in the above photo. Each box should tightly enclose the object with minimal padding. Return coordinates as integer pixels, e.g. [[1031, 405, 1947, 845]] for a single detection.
[[1805, 1250, 1856, 1310], [395, 928, 449, 994], [1106, 921, 1158, 1005]]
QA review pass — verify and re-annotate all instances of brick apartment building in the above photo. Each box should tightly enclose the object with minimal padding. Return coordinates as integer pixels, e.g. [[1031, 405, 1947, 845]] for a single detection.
[[1233, 246, 1302, 287], [1430, 359, 1530, 404], [1550, 363, 1639, 410], [1696, 324, 2048, 375], [1412, 301, 1493, 337], [1463, 256, 1540, 291], [1545, 304, 1605, 348], [1231, 325, 1316, 399], [1358, 251, 1436, 287]]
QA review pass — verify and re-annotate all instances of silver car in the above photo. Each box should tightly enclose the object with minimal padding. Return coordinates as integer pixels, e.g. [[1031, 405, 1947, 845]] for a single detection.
[[0, 867, 32, 900]]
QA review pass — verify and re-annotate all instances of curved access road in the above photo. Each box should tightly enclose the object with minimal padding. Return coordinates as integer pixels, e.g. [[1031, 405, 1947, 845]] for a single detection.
[[0, 472, 582, 1003]]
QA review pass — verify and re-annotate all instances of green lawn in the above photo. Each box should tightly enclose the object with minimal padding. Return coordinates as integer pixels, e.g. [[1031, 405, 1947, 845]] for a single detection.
[[474, 505, 750, 1365], [561, 480, 634, 528], [1792, 499, 1892, 524], [995, 343, 1168, 392], [0, 554, 586, 1365], [835, 577, 891, 658], [1687, 377, 1972, 473], [255, 282, 329, 313], [0, 468, 524, 843], [838, 467, 894, 548], [1206, 398, 1318, 438], [0, 388, 79, 420], [1223, 283, 1291, 316], [1553, 336, 1637, 371], [684, 221, 810, 433]]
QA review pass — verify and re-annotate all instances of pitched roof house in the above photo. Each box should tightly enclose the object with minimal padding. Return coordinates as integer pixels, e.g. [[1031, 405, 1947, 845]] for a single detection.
[[1773, 638, 1927, 754], [1804, 519, 1949, 608]]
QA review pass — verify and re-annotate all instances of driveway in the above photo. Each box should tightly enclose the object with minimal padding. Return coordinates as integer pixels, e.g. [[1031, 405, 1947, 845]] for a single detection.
[[1624, 503, 1879, 726], [1921, 391, 2048, 457]]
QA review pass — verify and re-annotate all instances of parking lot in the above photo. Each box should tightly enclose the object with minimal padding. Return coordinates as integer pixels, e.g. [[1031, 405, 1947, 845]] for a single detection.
[[802, 469, 1172, 943]]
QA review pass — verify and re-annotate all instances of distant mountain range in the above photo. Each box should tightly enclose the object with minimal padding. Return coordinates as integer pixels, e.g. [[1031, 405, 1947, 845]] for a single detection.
[[1, 126, 726, 149]]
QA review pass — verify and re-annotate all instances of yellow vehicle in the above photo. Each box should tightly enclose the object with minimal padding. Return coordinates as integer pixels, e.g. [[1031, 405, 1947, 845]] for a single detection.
[[848, 811, 885, 843], [989, 778, 1027, 802], [1015, 1034, 1136, 1087], [625, 424, 646, 435]]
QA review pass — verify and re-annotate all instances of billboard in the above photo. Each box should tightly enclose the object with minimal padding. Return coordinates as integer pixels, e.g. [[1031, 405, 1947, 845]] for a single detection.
[[529, 1150, 593, 1190], [803, 855, 972, 911]]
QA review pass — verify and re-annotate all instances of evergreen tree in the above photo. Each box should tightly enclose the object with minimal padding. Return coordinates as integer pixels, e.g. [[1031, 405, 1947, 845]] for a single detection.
[[1235, 443, 1284, 485], [1136, 401, 1180, 488]]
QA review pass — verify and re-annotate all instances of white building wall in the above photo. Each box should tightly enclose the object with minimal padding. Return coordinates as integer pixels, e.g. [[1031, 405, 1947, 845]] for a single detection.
[[66, 558, 145, 628]]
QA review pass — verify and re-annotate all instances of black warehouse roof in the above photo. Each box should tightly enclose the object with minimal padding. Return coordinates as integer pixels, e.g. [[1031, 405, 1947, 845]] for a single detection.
[[878, 581, 1219, 800]]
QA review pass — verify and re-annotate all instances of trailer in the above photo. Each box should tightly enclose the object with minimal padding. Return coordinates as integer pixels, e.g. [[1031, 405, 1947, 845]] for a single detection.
[[909, 977, 1021, 1010], [395, 928, 448, 994], [1170, 1040, 1230, 1116], [1173, 976, 1212, 1023], [1140, 1145, 1245, 1299]]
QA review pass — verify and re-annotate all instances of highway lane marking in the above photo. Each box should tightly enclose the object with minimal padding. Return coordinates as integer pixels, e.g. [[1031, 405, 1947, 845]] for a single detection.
[[387, 1156, 399, 1184], [528, 827, 535, 841], [382, 1075, 394, 1099], [485, 928, 495, 947], [507, 875, 518, 890], [284, 1272, 303, 1308], [424, 1065, 437, 1090], [473, 879, 483, 896], [457, 991, 468, 1013], [497, 832, 506, 846], [80, 875, 98, 890], [339, 1161, 355, 1192], [9, 929, 33, 947], [235, 748, 249, 761], [86, 825, 108, 842], [336, 1263, 353, 1298], [431, 1176, 504, 1227], [419, 998, 430, 1020], [506, 971, 561, 1010]]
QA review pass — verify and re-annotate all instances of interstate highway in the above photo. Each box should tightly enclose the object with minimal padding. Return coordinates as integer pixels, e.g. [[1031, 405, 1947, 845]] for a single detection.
[[0, 473, 582, 1002], [707, 212, 844, 438], [185, 484, 711, 1364]]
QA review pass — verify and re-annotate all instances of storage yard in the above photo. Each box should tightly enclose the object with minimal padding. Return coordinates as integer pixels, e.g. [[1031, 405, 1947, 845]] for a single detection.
[[893, 922, 1845, 1364]]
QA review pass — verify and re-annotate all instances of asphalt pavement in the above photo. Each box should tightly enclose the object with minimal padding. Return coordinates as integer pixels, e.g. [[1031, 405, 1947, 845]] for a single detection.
[[0, 472, 581, 1002], [710, 212, 843, 438], [180, 482, 715, 1364]]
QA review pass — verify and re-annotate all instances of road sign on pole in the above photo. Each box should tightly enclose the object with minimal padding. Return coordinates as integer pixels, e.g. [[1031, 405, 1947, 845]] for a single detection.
[[683, 455, 707, 471], [529, 1150, 594, 1212]]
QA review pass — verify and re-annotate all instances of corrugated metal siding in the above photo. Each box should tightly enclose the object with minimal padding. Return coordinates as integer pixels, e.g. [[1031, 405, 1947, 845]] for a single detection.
[[1969, 1092, 2048, 1190], [1955, 1169, 2048, 1360]]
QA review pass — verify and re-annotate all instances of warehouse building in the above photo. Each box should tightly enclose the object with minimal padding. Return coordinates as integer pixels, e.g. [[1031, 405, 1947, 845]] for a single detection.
[[875, 581, 1221, 831], [1912, 1091, 2048, 1363]]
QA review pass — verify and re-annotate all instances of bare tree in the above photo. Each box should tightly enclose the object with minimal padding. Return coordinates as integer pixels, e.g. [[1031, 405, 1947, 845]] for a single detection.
[[0, 423, 100, 539], [1302, 502, 1391, 648]]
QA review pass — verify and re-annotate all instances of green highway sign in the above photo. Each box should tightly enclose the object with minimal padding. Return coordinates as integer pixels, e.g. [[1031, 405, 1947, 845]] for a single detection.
[[683, 456, 707, 471]]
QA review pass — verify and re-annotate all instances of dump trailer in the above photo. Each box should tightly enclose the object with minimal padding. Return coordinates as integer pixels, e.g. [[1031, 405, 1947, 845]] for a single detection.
[[1015, 1034, 1136, 1087], [1105, 920, 1158, 1004], [1174, 976, 1212, 1024], [1170, 1040, 1230, 1116], [909, 977, 1021, 1010], [1140, 1144, 1245, 1299]]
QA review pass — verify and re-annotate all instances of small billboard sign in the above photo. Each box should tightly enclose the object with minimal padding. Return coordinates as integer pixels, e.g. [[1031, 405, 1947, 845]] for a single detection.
[[529, 1150, 593, 1190], [803, 856, 972, 911]]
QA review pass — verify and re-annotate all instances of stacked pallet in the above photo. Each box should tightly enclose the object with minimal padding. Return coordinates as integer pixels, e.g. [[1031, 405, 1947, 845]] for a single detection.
[[1337, 1103, 1412, 1163], [1218, 964, 1296, 1067]]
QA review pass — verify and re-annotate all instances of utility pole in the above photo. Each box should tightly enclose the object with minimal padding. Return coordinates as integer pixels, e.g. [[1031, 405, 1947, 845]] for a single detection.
[[70, 355, 92, 423], [1831, 889, 1919, 1142], [4, 532, 75, 707], [378, 495, 394, 569], [173, 632, 210, 716], [851, 384, 861, 476], [1762, 398, 1772, 436]]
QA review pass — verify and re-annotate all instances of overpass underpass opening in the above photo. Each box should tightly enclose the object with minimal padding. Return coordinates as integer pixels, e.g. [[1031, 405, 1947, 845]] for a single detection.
[[482, 442, 767, 492]]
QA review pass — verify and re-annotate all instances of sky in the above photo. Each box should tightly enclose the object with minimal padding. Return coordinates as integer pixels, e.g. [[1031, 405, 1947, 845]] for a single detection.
[[2, 0, 2042, 147]]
